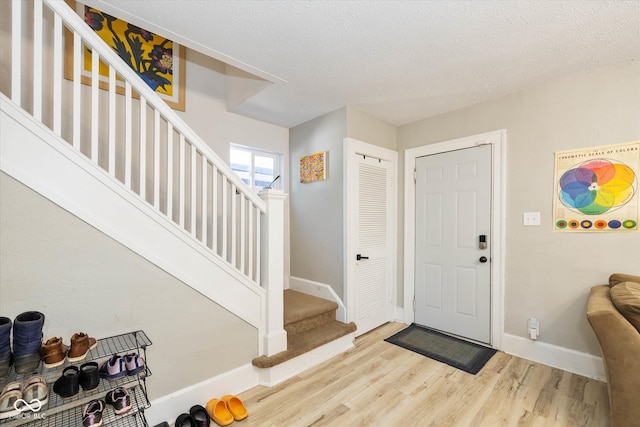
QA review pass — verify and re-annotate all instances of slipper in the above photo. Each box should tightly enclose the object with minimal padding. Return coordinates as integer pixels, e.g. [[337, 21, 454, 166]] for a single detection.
[[221, 395, 248, 421], [0, 381, 23, 420], [189, 405, 210, 426], [175, 413, 196, 426], [206, 398, 234, 426], [22, 375, 49, 408]]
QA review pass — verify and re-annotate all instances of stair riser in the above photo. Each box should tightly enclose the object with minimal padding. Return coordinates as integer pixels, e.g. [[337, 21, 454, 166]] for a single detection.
[[285, 310, 337, 335]]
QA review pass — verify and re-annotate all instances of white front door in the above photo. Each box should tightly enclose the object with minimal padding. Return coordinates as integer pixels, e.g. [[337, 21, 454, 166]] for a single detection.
[[414, 145, 492, 343], [345, 138, 397, 336]]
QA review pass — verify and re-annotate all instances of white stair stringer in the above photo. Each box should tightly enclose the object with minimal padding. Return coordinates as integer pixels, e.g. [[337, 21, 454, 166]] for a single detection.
[[0, 94, 266, 333]]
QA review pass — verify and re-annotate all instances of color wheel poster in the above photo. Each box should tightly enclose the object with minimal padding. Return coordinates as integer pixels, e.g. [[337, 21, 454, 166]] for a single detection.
[[553, 141, 639, 232]]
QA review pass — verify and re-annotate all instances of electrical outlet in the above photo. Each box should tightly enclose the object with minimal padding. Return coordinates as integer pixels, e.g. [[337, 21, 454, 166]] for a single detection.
[[523, 212, 541, 226], [528, 317, 540, 340]]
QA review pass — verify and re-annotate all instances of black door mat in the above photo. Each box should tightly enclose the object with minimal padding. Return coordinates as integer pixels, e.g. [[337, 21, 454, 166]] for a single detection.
[[384, 323, 496, 375]]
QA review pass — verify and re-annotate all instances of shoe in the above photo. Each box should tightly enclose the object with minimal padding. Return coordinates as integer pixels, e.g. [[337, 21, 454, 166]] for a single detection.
[[124, 353, 145, 375], [41, 337, 68, 368], [105, 387, 131, 415], [22, 375, 48, 408], [221, 395, 248, 421], [190, 404, 210, 426], [98, 354, 127, 380], [0, 381, 23, 420], [0, 317, 11, 377], [206, 398, 234, 426], [12, 311, 45, 374], [79, 362, 100, 391], [82, 399, 105, 427], [175, 413, 197, 426], [53, 366, 80, 398], [68, 332, 98, 362]]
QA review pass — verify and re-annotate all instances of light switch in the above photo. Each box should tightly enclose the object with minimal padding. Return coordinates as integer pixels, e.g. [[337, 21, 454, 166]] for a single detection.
[[523, 212, 541, 226]]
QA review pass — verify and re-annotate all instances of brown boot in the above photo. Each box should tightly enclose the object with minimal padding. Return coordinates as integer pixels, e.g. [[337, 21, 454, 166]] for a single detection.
[[68, 333, 98, 362], [41, 337, 69, 368]]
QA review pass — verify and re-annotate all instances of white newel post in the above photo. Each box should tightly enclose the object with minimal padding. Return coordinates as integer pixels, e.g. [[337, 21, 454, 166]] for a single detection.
[[259, 189, 288, 356]]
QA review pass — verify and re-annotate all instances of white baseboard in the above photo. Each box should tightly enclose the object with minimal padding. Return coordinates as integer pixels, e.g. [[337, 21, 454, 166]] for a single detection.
[[394, 306, 405, 323], [145, 363, 259, 426], [289, 276, 346, 322], [502, 333, 606, 381], [145, 333, 355, 426]]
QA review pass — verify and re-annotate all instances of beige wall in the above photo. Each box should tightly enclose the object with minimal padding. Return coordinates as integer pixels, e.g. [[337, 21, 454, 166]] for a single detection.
[[398, 60, 640, 354], [180, 51, 289, 168], [346, 107, 397, 151], [0, 173, 257, 399]]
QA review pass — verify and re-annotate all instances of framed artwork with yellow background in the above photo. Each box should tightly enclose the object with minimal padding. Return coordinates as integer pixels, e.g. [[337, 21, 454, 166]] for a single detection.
[[64, 0, 186, 111]]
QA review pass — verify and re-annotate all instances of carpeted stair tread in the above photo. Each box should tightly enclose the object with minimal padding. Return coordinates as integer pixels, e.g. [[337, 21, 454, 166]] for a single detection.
[[284, 289, 338, 326], [252, 320, 357, 369]]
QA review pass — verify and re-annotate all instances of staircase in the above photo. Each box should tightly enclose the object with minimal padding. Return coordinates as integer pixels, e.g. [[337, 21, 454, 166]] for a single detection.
[[253, 290, 357, 369], [1, 0, 288, 358], [2, 0, 357, 396]]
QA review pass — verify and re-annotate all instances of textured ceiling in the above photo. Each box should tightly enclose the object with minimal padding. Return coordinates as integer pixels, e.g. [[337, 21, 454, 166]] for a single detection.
[[87, 0, 640, 128]]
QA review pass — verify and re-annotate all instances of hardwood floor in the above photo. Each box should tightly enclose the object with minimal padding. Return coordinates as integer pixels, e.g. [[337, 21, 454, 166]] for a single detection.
[[238, 322, 609, 427]]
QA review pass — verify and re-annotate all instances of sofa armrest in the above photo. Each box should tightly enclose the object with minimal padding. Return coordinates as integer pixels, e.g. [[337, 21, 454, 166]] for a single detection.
[[587, 285, 640, 427]]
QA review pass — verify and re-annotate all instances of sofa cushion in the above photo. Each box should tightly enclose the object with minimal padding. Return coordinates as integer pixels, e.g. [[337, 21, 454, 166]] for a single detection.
[[609, 273, 640, 287], [610, 281, 640, 333]]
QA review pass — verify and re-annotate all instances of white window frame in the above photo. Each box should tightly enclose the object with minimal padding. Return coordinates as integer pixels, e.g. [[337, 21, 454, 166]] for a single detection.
[[230, 144, 282, 191]]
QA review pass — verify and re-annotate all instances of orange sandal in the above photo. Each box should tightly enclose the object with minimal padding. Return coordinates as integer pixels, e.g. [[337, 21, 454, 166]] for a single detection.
[[206, 398, 234, 426], [221, 395, 248, 421]]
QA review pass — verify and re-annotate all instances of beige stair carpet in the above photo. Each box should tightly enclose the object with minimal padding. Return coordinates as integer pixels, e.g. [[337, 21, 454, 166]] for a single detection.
[[252, 290, 356, 368]]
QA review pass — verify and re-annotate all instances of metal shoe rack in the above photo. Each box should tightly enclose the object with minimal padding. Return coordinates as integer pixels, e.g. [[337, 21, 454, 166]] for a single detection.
[[0, 330, 152, 427]]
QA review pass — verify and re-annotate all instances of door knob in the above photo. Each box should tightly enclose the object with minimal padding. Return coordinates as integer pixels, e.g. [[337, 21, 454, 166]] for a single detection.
[[356, 254, 369, 261], [479, 256, 488, 263]]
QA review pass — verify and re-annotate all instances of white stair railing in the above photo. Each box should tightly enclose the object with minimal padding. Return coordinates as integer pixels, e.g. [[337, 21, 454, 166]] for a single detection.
[[3, 0, 267, 287]]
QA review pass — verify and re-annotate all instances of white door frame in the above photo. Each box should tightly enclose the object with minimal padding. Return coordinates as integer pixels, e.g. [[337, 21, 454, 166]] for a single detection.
[[344, 137, 398, 329], [403, 130, 506, 349]]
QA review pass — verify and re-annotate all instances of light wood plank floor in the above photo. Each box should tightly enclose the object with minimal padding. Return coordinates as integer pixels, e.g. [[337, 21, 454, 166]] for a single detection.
[[238, 322, 609, 427]]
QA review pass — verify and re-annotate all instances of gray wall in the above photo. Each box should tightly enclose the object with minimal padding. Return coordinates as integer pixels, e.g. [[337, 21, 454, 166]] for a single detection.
[[398, 60, 640, 354], [0, 173, 257, 399], [289, 107, 397, 299], [289, 108, 347, 297]]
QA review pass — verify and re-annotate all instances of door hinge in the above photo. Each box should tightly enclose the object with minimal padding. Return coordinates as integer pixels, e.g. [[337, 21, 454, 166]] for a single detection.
[[413, 298, 416, 311], [413, 168, 416, 183]]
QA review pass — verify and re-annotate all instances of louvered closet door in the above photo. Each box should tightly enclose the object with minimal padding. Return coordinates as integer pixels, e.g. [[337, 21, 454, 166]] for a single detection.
[[353, 154, 394, 335]]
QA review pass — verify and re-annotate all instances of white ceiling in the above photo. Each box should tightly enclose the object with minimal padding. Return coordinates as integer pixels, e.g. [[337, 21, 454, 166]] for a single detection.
[[87, 0, 640, 128]]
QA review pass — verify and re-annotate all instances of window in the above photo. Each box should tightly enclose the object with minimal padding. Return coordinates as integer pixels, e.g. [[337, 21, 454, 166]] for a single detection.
[[230, 145, 282, 191]]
